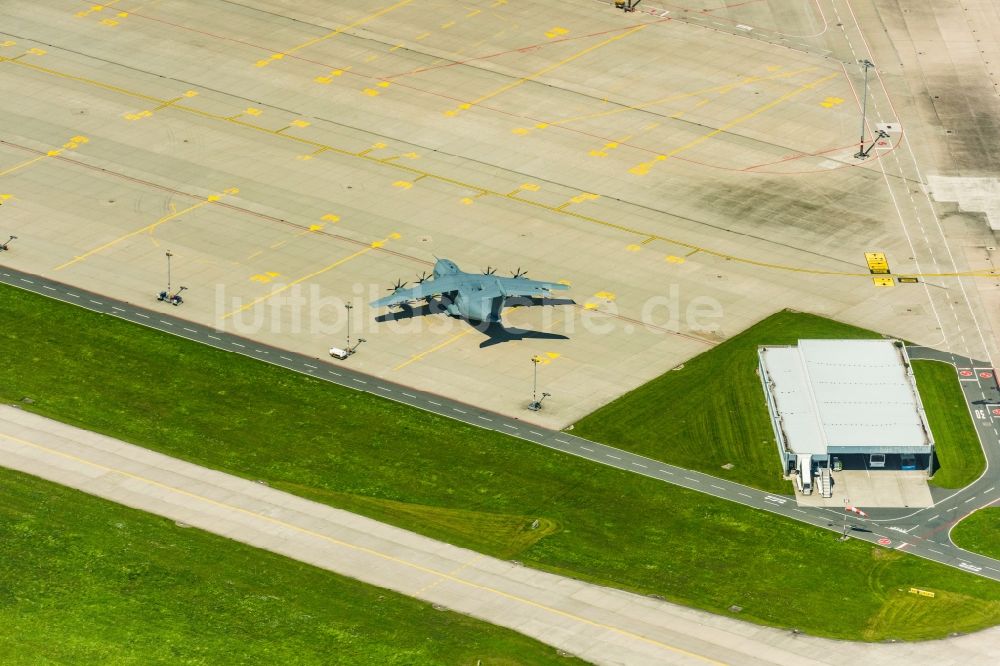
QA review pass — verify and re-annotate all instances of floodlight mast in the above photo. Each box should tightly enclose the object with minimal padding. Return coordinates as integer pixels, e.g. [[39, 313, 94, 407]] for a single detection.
[[854, 60, 875, 159]]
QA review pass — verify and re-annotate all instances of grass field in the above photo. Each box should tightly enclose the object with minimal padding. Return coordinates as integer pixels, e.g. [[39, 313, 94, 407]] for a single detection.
[[0, 467, 572, 665], [572, 310, 882, 493], [952, 508, 1000, 559], [911, 360, 987, 489], [2, 285, 1000, 641]]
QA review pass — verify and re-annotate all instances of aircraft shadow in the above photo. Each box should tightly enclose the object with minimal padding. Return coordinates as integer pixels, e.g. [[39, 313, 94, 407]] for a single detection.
[[372, 297, 572, 348]]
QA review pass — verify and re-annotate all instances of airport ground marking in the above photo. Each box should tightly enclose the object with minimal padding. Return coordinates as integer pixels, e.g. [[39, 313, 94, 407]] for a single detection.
[[223, 233, 400, 319], [253, 0, 414, 67], [55, 188, 234, 271], [4, 57, 994, 279], [526, 66, 818, 132], [0, 135, 89, 178], [0, 430, 724, 665], [444, 24, 647, 116], [393, 328, 477, 371], [628, 71, 841, 176]]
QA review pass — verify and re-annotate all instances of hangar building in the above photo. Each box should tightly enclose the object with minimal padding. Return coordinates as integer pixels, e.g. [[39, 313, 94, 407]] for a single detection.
[[758, 339, 934, 495]]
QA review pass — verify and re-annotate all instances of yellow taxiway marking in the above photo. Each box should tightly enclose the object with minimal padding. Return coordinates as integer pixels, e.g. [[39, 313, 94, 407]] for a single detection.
[[531, 67, 818, 132], [0, 430, 724, 666], [8, 57, 992, 280], [0, 135, 89, 177], [446, 25, 646, 115], [872, 277, 894, 287], [394, 328, 477, 371], [628, 71, 839, 175], [256, 0, 413, 65], [0, 154, 48, 177], [223, 234, 400, 319], [55, 189, 233, 271], [820, 96, 844, 108]]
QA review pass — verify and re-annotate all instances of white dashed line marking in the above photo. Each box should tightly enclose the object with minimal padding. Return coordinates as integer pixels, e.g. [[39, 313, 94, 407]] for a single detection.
[[159, 320, 174, 326], [739, 492, 751, 498], [793, 509, 807, 514], [134, 312, 148, 318], [503, 424, 518, 430], [42, 285, 56, 291], [710, 484, 724, 490], [428, 400, 442, 406], [580, 446, 594, 452], [529, 431, 542, 436], [279, 356, 293, 361], [328, 371, 341, 377], [607, 454, 622, 460], [377, 386, 391, 392], [351, 378, 366, 384], [928, 514, 939, 521], [659, 469, 673, 475], [208, 335, 221, 341], [89, 299, 102, 305], [556, 438, 571, 445], [67, 293, 80, 299], [986, 487, 996, 494], [684, 477, 699, 483], [112, 307, 125, 312], [304, 364, 317, 370], [20, 279, 33, 284], [232, 342, 245, 348], [402, 392, 416, 398], [633, 462, 648, 469], [929, 549, 944, 555], [450, 407, 464, 413], [964, 496, 977, 503], [478, 416, 492, 422]]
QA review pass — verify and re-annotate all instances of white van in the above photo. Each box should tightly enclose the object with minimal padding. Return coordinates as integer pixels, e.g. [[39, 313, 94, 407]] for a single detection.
[[869, 453, 886, 468], [328, 347, 349, 360]]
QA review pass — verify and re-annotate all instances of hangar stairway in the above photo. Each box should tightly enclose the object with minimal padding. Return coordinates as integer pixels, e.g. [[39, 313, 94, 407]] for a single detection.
[[818, 466, 833, 498]]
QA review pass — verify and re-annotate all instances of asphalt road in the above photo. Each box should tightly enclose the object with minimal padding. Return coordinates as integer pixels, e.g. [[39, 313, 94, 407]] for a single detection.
[[2, 264, 999, 582]]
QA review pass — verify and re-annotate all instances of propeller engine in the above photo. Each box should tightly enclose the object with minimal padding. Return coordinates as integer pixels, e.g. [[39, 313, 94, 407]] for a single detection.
[[415, 271, 431, 284], [388, 279, 408, 292], [511, 267, 528, 279], [483, 266, 497, 275]]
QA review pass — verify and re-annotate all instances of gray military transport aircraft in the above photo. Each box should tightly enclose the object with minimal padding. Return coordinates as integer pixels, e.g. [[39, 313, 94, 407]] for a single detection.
[[370, 259, 573, 346], [371, 258, 571, 324]]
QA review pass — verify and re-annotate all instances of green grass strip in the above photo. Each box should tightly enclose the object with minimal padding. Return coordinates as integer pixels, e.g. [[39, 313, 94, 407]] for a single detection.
[[572, 310, 882, 493], [2, 284, 1000, 641], [952, 508, 1000, 560], [911, 360, 986, 488], [0, 467, 575, 665]]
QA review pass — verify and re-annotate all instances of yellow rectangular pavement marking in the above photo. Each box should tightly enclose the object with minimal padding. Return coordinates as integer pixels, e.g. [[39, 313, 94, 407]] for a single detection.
[[629, 71, 839, 175], [223, 235, 398, 319], [394, 328, 476, 370], [872, 277, 894, 287], [462, 25, 646, 109], [865, 251, 890, 274]]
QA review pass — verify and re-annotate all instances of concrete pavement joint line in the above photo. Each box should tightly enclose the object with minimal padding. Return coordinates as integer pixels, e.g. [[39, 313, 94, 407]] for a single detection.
[[263, 0, 415, 59], [2, 58, 992, 281], [0, 429, 723, 665], [55, 194, 224, 271], [461, 25, 648, 109]]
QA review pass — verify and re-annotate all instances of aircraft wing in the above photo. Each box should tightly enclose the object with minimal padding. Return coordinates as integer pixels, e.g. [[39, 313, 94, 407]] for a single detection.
[[493, 276, 570, 298], [369, 275, 461, 308]]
